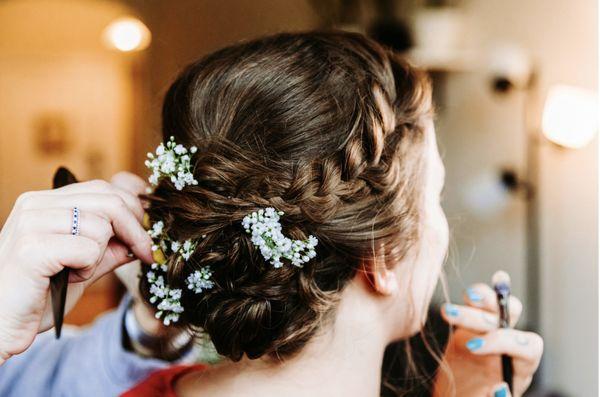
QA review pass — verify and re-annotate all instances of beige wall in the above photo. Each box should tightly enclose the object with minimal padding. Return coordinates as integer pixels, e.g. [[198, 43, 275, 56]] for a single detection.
[[438, 0, 597, 395], [129, 0, 320, 174], [0, 0, 137, 221]]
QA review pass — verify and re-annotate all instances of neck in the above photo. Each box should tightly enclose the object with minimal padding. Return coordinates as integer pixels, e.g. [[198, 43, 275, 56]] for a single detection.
[[179, 280, 391, 397]]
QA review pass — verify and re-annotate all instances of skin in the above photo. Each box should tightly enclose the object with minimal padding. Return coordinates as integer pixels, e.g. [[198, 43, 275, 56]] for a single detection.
[[173, 120, 542, 397], [0, 175, 157, 364]]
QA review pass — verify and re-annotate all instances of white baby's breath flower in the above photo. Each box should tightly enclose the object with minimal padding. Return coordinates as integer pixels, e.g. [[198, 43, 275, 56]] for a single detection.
[[143, 139, 215, 326], [148, 173, 159, 186], [180, 240, 195, 260], [145, 261, 185, 325], [148, 221, 164, 239], [241, 207, 318, 268], [174, 144, 186, 155], [186, 266, 215, 293], [145, 136, 198, 191]]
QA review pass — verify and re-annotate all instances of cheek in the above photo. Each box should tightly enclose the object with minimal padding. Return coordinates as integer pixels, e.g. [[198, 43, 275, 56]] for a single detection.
[[387, 203, 449, 339], [409, 204, 449, 326], [430, 204, 449, 269]]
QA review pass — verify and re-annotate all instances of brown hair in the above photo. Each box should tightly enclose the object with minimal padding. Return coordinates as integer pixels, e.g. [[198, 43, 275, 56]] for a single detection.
[[141, 31, 433, 362]]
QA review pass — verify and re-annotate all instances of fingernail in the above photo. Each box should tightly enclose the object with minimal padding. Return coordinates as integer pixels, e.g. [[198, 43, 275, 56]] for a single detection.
[[467, 288, 483, 303], [444, 303, 459, 317], [466, 338, 484, 351], [494, 385, 508, 397]]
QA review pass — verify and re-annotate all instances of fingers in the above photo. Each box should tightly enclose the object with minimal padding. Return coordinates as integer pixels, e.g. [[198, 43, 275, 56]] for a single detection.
[[463, 283, 523, 326], [17, 209, 113, 248], [110, 171, 148, 198], [81, 239, 135, 286], [12, 175, 151, 269], [78, 194, 152, 263], [37, 237, 132, 284], [17, 234, 102, 278], [55, 180, 145, 222], [25, 179, 145, 222], [489, 383, 511, 397], [465, 328, 544, 368], [441, 303, 500, 332], [19, 193, 152, 263]]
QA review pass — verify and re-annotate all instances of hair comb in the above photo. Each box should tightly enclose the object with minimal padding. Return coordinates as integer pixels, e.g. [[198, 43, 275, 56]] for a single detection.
[[50, 166, 79, 338]]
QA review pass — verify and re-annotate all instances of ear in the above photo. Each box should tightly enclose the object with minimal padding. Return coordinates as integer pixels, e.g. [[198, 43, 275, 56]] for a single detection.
[[361, 251, 399, 297]]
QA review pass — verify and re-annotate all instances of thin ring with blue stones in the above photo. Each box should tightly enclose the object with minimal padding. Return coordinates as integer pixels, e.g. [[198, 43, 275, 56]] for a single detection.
[[71, 207, 80, 236]]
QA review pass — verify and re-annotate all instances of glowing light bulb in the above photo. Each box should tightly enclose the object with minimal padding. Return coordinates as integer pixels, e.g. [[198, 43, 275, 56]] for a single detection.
[[102, 17, 151, 52], [542, 85, 598, 149]]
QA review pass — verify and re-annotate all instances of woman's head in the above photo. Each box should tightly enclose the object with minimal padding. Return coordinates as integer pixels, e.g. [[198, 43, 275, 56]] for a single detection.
[[141, 31, 447, 361]]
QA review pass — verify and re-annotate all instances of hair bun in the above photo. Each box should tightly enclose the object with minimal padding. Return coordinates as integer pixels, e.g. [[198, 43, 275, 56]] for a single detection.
[[203, 293, 277, 360], [187, 263, 332, 360]]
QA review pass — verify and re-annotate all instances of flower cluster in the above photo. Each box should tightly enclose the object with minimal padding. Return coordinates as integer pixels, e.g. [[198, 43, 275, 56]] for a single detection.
[[171, 239, 197, 261], [242, 207, 318, 268], [148, 220, 164, 239], [145, 136, 198, 191], [186, 267, 215, 294], [146, 269, 183, 326], [145, 219, 215, 325]]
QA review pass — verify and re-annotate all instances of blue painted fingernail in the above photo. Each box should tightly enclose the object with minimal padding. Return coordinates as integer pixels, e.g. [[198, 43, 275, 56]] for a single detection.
[[494, 385, 508, 397], [467, 288, 483, 303], [444, 303, 459, 317], [466, 338, 484, 351]]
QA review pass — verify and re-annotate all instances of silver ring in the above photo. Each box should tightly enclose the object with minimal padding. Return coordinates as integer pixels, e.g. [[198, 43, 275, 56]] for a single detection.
[[71, 207, 80, 236]]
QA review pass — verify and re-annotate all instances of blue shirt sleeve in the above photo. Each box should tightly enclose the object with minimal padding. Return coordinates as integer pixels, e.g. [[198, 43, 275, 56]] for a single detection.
[[0, 295, 169, 397]]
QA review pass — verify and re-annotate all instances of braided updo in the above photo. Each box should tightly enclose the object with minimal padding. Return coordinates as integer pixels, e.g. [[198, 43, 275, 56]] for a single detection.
[[140, 31, 433, 361]]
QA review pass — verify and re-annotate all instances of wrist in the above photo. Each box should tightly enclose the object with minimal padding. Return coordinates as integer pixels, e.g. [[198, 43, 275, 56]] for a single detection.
[[0, 303, 14, 365], [124, 300, 193, 361], [0, 349, 10, 366], [132, 299, 165, 337], [0, 320, 13, 366]]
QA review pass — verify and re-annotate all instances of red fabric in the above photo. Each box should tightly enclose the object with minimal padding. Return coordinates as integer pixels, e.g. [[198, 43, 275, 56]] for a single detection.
[[121, 364, 205, 397]]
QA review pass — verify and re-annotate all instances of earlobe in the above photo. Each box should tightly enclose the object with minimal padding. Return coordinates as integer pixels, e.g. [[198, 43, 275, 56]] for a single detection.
[[361, 254, 399, 297], [372, 266, 399, 296]]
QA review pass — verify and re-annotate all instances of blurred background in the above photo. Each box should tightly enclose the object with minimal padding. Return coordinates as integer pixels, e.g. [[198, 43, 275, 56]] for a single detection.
[[0, 0, 596, 395]]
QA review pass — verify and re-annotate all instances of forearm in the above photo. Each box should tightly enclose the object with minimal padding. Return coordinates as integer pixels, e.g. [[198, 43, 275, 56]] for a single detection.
[[0, 296, 169, 397]]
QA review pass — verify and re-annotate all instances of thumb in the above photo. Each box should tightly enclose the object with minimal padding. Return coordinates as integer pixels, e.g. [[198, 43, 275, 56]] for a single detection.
[[490, 383, 512, 397]]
